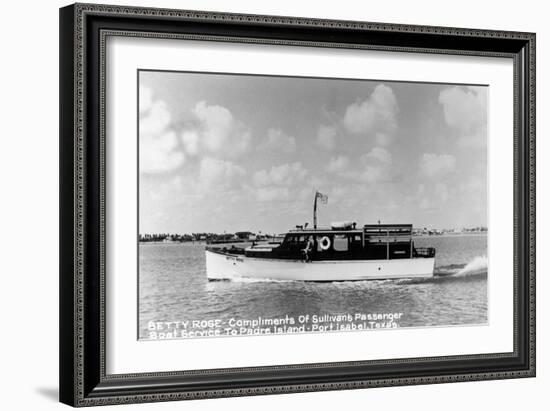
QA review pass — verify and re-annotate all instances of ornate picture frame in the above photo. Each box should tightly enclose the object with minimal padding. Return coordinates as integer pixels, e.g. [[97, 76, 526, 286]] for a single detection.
[[59, 3, 535, 406]]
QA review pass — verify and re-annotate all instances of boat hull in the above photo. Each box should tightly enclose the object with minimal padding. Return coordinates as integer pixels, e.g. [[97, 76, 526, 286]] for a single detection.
[[205, 250, 435, 281]]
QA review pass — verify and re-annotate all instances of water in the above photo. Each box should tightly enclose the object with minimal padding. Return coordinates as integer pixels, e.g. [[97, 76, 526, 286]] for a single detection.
[[139, 234, 487, 339]]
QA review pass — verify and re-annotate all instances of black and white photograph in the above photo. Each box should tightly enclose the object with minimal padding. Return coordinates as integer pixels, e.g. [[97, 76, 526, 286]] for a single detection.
[[1, 0, 544, 408], [138, 70, 488, 340]]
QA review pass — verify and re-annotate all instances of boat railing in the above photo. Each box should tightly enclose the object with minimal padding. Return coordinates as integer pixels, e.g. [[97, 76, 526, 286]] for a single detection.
[[206, 245, 246, 255]]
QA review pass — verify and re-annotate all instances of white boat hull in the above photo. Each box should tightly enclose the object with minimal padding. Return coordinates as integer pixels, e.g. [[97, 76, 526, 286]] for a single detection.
[[205, 250, 435, 281]]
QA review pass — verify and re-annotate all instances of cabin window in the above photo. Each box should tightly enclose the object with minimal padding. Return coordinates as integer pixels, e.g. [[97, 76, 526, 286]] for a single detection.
[[350, 234, 363, 251], [284, 235, 305, 248], [350, 234, 362, 245], [333, 235, 348, 251]]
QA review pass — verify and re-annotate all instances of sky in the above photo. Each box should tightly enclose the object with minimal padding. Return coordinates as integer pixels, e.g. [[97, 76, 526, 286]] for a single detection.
[[138, 70, 487, 234]]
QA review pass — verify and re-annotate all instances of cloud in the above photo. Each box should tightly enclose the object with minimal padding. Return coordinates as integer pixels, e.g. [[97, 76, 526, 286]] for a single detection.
[[181, 130, 199, 156], [329, 148, 392, 184], [357, 166, 386, 183], [253, 162, 308, 187], [439, 86, 486, 130], [420, 153, 456, 178], [139, 86, 185, 174], [140, 131, 185, 174], [140, 99, 171, 137], [140, 93, 252, 174], [198, 157, 245, 189], [261, 128, 296, 153], [255, 187, 291, 202], [439, 86, 487, 147], [343, 84, 398, 145], [316, 125, 338, 150], [327, 155, 350, 173], [181, 101, 251, 158], [139, 85, 153, 114], [252, 162, 311, 204], [352, 147, 392, 183], [363, 147, 392, 164]]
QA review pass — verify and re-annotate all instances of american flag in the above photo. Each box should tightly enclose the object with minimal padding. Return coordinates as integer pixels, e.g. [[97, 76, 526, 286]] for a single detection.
[[316, 191, 328, 204]]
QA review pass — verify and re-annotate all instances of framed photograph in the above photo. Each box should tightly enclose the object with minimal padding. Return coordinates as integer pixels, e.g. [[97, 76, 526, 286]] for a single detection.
[[59, 3, 535, 407]]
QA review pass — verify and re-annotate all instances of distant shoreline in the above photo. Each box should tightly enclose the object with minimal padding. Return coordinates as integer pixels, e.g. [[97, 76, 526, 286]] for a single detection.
[[139, 232, 488, 245], [412, 232, 487, 238]]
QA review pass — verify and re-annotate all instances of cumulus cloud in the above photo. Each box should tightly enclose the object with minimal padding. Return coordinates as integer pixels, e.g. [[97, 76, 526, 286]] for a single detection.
[[261, 128, 296, 153], [251, 162, 310, 203], [350, 147, 392, 183], [139, 91, 253, 175], [198, 157, 245, 189], [316, 125, 338, 150], [439, 86, 486, 130], [343, 84, 398, 145], [439, 86, 487, 147], [181, 101, 251, 158], [356, 166, 386, 183], [357, 148, 392, 183], [180, 130, 199, 156], [363, 147, 392, 164], [253, 162, 308, 187], [140, 130, 185, 174], [329, 147, 392, 184], [420, 153, 456, 178], [139, 86, 185, 174]]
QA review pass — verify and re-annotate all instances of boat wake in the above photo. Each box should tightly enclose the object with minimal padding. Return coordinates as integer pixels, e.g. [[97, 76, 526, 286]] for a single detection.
[[435, 255, 487, 278], [391, 256, 487, 285], [455, 255, 488, 276]]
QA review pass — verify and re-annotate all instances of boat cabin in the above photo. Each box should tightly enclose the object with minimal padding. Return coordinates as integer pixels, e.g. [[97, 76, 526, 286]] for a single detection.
[[244, 223, 434, 261]]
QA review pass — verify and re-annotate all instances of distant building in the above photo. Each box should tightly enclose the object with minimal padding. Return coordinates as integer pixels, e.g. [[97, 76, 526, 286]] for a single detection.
[[235, 231, 256, 240]]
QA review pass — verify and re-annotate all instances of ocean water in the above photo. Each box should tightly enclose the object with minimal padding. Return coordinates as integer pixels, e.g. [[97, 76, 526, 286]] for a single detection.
[[139, 234, 487, 339]]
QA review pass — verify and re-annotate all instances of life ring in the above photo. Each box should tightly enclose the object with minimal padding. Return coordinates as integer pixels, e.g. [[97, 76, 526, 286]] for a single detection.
[[319, 236, 331, 251]]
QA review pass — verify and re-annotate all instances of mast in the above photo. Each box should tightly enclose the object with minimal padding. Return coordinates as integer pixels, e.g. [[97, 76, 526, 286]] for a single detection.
[[313, 191, 327, 229], [313, 191, 318, 229]]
